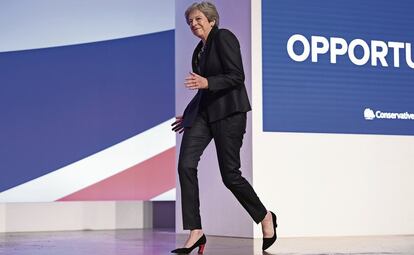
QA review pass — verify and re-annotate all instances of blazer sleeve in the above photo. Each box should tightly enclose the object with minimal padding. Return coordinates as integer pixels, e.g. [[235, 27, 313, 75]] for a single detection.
[[207, 29, 245, 91]]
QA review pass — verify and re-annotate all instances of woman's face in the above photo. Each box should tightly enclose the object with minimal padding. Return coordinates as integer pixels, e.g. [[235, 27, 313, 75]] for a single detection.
[[188, 9, 215, 42]]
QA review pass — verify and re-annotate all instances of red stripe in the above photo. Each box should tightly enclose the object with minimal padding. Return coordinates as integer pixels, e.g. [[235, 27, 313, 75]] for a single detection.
[[57, 147, 176, 201]]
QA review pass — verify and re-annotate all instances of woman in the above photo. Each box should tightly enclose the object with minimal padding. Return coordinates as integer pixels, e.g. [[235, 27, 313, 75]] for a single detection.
[[171, 2, 277, 253]]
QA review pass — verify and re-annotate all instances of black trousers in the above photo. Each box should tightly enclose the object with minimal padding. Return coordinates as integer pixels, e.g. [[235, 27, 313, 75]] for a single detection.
[[178, 111, 267, 230]]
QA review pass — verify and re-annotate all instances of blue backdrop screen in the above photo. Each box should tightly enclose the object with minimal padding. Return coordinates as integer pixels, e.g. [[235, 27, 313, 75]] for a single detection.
[[0, 31, 174, 193], [262, 0, 414, 135]]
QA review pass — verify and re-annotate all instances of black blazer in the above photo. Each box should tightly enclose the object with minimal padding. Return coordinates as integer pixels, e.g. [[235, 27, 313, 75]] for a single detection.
[[182, 26, 251, 128]]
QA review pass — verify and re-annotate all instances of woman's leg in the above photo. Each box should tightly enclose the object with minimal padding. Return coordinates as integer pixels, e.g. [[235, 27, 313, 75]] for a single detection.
[[178, 113, 212, 230], [211, 112, 277, 249], [211, 112, 268, 223]]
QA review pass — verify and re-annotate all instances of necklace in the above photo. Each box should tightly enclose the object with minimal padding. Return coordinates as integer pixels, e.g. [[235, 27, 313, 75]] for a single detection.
[[198, 43, 206, 60]]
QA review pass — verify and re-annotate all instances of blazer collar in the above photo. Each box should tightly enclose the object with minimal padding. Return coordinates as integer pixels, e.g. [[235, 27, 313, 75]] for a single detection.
[[200, 25, 218, 56]]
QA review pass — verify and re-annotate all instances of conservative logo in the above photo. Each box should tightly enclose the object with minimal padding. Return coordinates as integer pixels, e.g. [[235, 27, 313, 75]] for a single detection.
[[364, 108, 375, 120], [364, 108, 414, 121]]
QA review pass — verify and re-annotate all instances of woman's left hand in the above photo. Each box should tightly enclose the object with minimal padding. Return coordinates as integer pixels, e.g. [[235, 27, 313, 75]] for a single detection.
[[184, 72, 208, 90], [171, 116, 184, 134]]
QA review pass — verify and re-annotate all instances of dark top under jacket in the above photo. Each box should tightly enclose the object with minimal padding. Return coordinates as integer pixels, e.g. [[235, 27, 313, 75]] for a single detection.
[[182, 26, 251, 128]]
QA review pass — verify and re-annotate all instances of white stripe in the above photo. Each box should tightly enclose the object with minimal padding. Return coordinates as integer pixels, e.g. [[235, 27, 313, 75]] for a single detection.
[[0, 118, 176, 202], [150, 188, 176, 201], [0, 0, 174, 53]]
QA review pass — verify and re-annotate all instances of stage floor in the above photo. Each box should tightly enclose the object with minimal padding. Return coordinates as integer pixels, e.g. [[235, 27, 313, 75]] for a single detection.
[[0, 229, 413, 255]]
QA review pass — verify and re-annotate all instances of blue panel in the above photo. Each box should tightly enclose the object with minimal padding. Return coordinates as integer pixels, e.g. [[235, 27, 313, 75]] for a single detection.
[[0, 30, 174, 191], [262, 0, 414, 135]]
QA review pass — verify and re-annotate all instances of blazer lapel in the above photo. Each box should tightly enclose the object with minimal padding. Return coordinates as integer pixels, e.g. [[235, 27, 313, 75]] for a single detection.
[[198, 26, 219, 76], [192, 42, 203, 74]]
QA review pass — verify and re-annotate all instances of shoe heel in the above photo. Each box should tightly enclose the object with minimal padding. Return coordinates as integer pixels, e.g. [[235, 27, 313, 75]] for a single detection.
[[198, 244, 205, 254]]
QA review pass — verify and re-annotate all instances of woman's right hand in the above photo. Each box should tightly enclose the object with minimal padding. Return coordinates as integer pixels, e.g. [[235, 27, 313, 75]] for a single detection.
[[171, 116, 184, 134]]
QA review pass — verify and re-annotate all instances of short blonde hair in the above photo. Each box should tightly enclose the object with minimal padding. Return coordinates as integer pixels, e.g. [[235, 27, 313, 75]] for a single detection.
[[185, 1, 220, 27]]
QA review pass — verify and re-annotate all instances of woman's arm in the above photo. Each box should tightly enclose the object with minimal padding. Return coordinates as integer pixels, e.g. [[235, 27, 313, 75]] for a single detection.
[[207, 29, 245, 91]]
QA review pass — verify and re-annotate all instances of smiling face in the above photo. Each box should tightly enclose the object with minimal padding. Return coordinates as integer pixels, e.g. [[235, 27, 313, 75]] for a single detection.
[[187, 9, 216, 42]]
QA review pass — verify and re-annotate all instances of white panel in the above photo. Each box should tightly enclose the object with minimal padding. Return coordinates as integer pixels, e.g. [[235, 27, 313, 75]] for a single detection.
[[254, 133, 414, 237], [4, 202, 84, 232], [251, 0, 414, 237], [82, 202, 117, 230], [0, 201, 149, 233], [0, 118, 175, 202], [115, 201, 153, 229], [0, 204, 5, 232], [0, 0, 174, 52]]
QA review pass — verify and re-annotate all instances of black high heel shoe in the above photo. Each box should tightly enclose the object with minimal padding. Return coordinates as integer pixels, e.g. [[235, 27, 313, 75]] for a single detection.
[[171, 234, 206, 254], [262, 211, 277, 251]]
